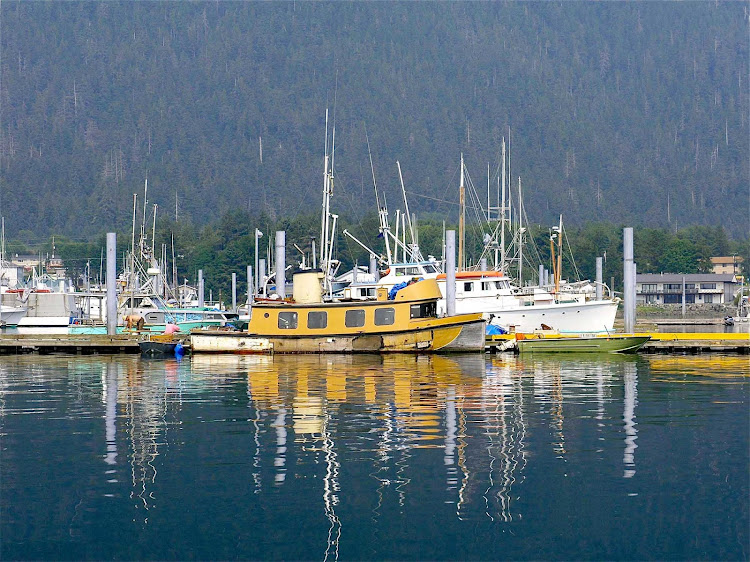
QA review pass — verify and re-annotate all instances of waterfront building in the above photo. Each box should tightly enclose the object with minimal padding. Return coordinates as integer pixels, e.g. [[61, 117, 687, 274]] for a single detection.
[[636, 273, 740, 305]]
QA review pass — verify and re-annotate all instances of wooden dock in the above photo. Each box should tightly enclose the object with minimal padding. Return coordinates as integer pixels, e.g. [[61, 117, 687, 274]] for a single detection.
[[487, 332, 750, 354], [0, 334, 140, 354]]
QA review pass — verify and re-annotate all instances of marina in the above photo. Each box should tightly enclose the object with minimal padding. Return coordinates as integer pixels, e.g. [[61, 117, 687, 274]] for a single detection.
[[3, 3, 747, 560]]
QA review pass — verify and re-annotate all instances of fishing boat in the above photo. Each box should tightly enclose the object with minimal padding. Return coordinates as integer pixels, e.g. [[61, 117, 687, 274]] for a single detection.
[[340, 152, 619, 334], [190, 271, 486, 354], [515, 333, 650, 354]]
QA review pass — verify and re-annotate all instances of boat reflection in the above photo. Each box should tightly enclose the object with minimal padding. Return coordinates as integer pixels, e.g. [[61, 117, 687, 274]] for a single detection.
[[88, 351, 655, 534]]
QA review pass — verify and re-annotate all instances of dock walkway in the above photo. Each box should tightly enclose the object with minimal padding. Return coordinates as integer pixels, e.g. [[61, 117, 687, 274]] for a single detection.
[[487, 332, 749, 354], [0, 334, 140, 354]]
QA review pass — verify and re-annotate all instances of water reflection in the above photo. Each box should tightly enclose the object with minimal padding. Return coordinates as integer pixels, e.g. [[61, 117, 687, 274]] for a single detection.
[[1, 352, 746, 560], [623, 362, 638, 478]]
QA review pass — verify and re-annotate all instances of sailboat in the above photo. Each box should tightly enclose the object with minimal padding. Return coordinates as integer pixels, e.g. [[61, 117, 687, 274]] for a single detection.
[[73, 182, 238, 334]]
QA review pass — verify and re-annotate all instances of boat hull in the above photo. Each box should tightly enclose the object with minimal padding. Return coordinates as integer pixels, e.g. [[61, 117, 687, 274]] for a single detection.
[[0, 306, 27, 327], [517, 335, 650, 354], [487, 299, 619, 334], [190, 317, 486, 354]]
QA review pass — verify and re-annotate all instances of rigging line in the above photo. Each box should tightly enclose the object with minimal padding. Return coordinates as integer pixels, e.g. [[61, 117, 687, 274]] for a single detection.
[[562, 223, 583, 281], [404, 190, 487, 213]]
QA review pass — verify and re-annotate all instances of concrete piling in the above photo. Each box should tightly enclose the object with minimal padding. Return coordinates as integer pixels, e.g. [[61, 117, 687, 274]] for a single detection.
[[275, 231, 286, 299], [623, 228, 635, 333], [106, 233, 117, 335], [198, 269, 204, 307], [446, 230, 456, 316]]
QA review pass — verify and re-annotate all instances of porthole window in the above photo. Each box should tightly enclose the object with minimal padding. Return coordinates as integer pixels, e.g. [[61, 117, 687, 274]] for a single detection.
[[374, 307, 395, 326], [278, 311, 298, 329], [345, 309, 366, 328], [307, 311, 327, 329]]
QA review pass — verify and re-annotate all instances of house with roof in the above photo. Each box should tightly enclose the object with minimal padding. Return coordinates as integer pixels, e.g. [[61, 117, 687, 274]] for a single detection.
[[636, 273, 740, 305], [710, 256, 743, 276]]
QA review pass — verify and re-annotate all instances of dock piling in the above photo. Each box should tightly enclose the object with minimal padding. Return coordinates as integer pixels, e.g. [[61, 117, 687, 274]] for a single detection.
[[106, 233, 117, 335], [446, 230, 456, 316], [198, 270, 204, 307], [275, 231, 286, 299]]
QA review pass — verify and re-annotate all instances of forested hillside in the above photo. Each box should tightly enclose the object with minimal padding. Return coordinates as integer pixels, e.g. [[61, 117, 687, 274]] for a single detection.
[[1, 2, 748, 240]]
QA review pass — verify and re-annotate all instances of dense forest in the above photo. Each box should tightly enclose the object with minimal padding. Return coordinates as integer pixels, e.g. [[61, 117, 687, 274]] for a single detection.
[[1, 2, 748, 243]]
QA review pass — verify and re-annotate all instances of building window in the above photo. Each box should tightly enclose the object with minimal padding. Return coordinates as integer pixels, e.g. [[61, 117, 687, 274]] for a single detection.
[[345, 309, 366, 328], [278, 312, 298, 329], [641, 284, 657, 292], [645, 294, 657, 303], [664, 294, 681, 304], [685, 283, 696, 290], [700, 283, 716, 290], [703, 294, 714, 304], [307, 311, 327, 329], [374, 307, 395, 326], [665, 284, 682, 291]]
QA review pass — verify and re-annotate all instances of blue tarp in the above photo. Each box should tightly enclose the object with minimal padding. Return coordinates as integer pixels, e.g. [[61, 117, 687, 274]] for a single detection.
[[485, 324, 507, 335], [388, 282, 409, 300]]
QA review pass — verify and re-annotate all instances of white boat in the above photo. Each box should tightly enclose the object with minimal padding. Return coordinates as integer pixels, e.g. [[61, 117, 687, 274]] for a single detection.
[[0, 304, 26, 326], [2, 287, 79, 333], [342, 264, 618, 333]]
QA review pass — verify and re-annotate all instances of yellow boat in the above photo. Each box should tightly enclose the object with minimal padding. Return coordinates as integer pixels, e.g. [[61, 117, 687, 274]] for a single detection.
[[190, 271, 486, 354]]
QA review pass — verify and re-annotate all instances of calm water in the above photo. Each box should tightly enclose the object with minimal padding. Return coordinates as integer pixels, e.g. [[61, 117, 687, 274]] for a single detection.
[[0, 352, 747, 561]]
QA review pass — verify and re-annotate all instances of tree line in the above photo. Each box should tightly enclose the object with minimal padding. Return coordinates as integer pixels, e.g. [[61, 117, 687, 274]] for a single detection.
[[12, 212, 748, 305]]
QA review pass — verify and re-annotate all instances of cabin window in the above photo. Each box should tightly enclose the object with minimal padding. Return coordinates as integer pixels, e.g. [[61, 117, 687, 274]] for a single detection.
[[358, 287, 375, 297], [481, 282, 491, 291], [345, 309, 366, 328], [405, 267, 421, 275], [463, 282, 473, 292], [395, 268, 405, 276], [278, 312, 298, 329], [423, 264, 437, 274], [410, 302, 437, 319], [307, 311, 327, 329], [374, 307, 395, 326]]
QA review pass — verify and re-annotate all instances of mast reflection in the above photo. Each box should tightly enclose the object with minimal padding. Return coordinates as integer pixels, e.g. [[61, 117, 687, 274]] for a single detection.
[[623, 362, 638, 478]]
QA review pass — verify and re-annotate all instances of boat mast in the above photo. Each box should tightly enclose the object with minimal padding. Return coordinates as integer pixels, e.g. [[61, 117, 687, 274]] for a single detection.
[[500, 139, 506, 273], [556, 214, 563, 294], [458, 154, 465, 271], [320, 109, 330, 272], [397, 161, 418, 262], [517, 176, 523, 286], [367, 131, 392, 264], [151, 203, 157, 265], [140, 177, 148, 260], [130, 193, 137, 290]]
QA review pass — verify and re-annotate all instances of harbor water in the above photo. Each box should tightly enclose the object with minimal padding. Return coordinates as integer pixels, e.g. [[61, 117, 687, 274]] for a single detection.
[[1, 353, 747, 560]]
